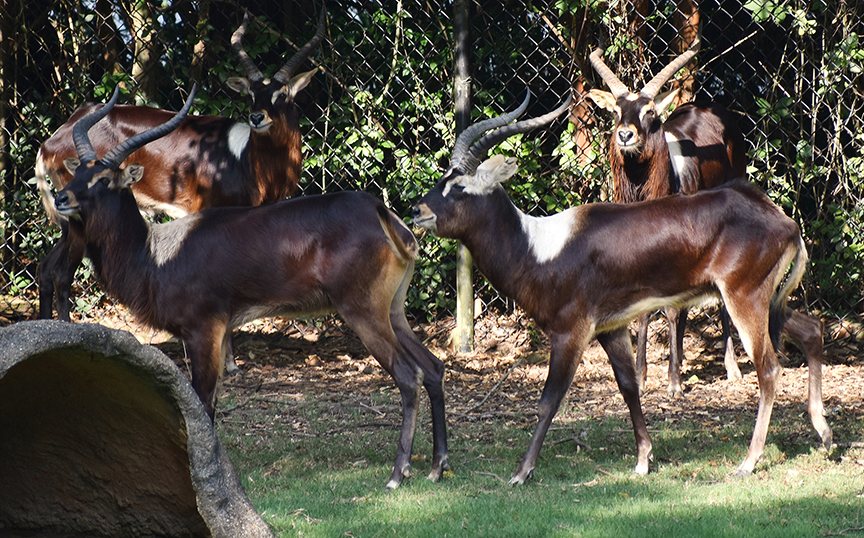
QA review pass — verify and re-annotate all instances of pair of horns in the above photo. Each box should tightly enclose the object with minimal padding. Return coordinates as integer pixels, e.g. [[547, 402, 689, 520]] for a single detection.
[[73, 85, 196, 169], [231, 6, 327, 84], [589, 37, 701, 99], [449, 90, 572, 175]]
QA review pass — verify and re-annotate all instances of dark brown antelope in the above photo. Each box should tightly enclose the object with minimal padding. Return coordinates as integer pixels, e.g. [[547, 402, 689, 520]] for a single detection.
[[588, 37, 748, 397], [412, 92, 830, 483], [36, 8, 326, 338], [54, 86, 449, 490]]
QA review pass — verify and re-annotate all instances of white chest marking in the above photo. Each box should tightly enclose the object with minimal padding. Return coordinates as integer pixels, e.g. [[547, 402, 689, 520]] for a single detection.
[[665, 132, 685, 183], [227, 123, 251, 160], [518, 209, 576, 264]]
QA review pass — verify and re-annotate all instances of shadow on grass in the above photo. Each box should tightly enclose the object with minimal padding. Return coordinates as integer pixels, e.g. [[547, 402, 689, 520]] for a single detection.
[[217, 397, 864, 538]]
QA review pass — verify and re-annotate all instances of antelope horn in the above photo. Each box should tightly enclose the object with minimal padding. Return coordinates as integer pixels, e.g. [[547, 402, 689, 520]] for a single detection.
[[231, 10, 265, 82], [640, 36, 701, 99], [100, 85, 197, 170], [72, 86, 120, 163], [449, 89, 531, 172], [460, 93, 572, 175], [273, 6, 327, 84], [589, 48, 630, 99]]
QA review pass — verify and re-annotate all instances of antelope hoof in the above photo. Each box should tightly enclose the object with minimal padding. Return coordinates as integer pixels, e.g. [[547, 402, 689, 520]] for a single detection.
[[820, 427, 833, 452], [666, 384, 684, 399], [427, 458, 451, 483], [634, 449, 652, 475], [385, 465, 411, 490], [508, 468, 533, 486], [731, 466, 752, 479]]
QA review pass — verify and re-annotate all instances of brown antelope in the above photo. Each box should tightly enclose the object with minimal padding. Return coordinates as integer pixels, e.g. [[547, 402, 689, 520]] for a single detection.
[[412, 92, 830, 483], [53, 86, 449, 490], [588, 37, 748, 397], [36, 8, 326, 339]]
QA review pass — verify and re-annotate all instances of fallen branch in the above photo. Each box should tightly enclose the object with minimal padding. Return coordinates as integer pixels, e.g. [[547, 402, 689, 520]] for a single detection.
[[473, 471, 507, 483], [821, 526, 864, 537]]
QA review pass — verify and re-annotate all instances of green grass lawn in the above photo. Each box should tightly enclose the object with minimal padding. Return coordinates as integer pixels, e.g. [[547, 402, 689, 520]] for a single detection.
[[217, 388, 864, 538]]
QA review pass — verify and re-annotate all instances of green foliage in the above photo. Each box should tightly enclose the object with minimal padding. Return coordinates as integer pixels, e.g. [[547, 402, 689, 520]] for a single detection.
[[3, 0, 863, 324], [743, 2, 864, 313]]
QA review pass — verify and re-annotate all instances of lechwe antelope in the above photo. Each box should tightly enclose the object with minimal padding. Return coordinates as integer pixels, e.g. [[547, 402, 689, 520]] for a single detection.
[[588, 37, 748, 396], [413, 91, 830, 483], [53, 86, 449, 490]]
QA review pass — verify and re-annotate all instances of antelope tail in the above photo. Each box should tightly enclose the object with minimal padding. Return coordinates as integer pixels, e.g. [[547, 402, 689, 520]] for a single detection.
[[376, 205, 418, 264]]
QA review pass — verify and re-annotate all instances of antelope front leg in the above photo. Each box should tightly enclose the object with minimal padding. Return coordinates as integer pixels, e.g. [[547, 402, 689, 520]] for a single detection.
[[598, 328, 653, 475], [510, 333, 587, 485], [185, 321, 230, 421]]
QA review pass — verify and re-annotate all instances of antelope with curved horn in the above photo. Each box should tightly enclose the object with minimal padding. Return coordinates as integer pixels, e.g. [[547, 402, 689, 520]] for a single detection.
[[413, 91, 830, 483], [36, 7, 326, 336], [54, 85, 449, 490], [588, 36, 748, 397]]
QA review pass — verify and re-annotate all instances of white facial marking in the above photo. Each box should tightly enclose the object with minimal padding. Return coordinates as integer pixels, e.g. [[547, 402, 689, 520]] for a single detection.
[[227, 123, 251, 160], [665, 132, 685, 183], [518, 208, 577, 264], [442, 174, 495, 197], [638, 102, 655, 122], [147, 214, 201, 267]]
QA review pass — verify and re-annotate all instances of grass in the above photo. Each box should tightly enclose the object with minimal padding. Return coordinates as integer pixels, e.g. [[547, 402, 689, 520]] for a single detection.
[[217, 388, 864, 538]]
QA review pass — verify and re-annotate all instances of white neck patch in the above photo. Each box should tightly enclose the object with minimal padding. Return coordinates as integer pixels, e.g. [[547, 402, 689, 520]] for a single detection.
[[518, 208, 577, 264], [227, 123, 251, 160], [665, 131, 684, 182], [147, 214, 201, 267]]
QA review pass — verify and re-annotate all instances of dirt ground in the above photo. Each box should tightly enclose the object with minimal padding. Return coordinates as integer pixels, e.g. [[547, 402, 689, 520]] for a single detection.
[[148, 308, 864, 445]]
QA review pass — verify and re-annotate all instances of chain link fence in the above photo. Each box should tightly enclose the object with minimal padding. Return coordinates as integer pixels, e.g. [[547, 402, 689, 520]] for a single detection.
[[2, 0, 862, 356]]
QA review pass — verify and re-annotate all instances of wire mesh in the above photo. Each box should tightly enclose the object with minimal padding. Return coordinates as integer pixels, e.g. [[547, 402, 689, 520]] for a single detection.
[[1, 0, 862, 354]]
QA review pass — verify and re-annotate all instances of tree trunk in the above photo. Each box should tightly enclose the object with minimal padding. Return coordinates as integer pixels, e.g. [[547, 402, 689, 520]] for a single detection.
[[128, 0, 160, 104], [452, 0, 474, 353]]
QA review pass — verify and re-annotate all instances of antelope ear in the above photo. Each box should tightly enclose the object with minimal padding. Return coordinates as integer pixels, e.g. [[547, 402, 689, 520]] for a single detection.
[[119, 164, 145, 189], [655, 88, 680, 114], [63, 158, 81, 175], [476, 155, 519, 190], [588, 89, 618, 113], [285, 68, 318, 100], [226, 77, 252, 95]]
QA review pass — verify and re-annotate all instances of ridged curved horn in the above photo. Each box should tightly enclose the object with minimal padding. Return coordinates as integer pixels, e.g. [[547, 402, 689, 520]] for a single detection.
[[450, 89, 531, 171], [460, 93, 572, 175], [640, 37, 700, 99], [231, 11, 265, 82], [100, 85, 197, 170], [589, 48, 630, 98], [72, 86, 121, 162], [273, 6, 327, 84]]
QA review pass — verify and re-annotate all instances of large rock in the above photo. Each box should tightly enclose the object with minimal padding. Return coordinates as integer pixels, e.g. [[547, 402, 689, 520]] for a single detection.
[[0, 320, 274, 538]]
